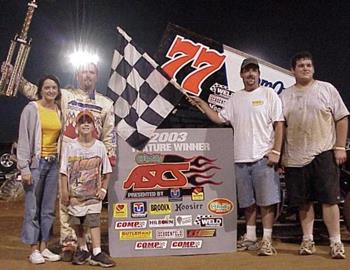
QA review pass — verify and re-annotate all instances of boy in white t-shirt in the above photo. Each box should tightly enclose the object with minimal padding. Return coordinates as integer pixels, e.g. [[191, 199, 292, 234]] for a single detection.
[[60, 110, 115, 267]]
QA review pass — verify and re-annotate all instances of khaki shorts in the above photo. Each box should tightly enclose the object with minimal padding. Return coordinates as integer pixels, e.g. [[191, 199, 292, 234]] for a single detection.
[[69, 213, 101, 228]]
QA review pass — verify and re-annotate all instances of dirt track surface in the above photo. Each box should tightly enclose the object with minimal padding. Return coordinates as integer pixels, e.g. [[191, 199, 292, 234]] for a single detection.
[[0, 200, 349, 270]]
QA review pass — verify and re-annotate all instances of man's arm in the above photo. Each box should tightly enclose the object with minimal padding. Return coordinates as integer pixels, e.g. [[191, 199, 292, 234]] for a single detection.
[[1, 62, 38, 100], [266, 121, 284, 165], [334, 116, 348, 165], [187, 96, 226, 124]]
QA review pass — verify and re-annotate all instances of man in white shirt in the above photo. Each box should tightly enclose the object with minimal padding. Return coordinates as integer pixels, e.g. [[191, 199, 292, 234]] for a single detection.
[[280, 51, 348, 259], [188, 58, 284, 256]]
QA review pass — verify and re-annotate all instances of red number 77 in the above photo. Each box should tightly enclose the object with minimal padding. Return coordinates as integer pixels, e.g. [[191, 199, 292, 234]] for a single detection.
[[162, 35, 226, 95]]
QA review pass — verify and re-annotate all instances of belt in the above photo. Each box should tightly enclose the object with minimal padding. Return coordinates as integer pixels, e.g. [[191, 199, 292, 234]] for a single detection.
[[43, 155, 57, 162]]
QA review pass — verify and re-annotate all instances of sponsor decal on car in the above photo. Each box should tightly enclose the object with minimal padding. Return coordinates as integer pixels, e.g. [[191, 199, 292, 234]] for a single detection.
[[170, 240, 203, 249], [119, 230, 152, 240], [207, 198, 234, 215], [186, 229, 216, 238], [150, 202, 172, 215], [135, 241, 167, 250], [131, 202, 147, 218], [156, 228, 185, 239], [175, 215, 193, 226], [149, 216, 175, 228], [115, 220, 147, 230], [113, 203, 128, 218]]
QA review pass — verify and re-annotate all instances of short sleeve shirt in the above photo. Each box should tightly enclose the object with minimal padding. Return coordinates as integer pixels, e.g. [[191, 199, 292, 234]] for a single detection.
[[60, 139, 112, 216], [219, 86, 284, 162], [280, 80, 349, 167]]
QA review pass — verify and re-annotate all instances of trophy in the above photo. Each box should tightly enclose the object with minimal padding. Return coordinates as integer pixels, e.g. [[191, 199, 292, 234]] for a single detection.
[[0, 0, 38, 96]]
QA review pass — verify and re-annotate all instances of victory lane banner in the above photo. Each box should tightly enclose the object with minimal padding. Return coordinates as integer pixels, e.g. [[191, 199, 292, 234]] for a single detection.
[[108, 128, 236, 257]]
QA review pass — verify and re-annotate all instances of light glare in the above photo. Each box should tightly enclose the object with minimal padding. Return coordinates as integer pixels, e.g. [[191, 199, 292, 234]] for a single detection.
[[69, 50, 99, 68]]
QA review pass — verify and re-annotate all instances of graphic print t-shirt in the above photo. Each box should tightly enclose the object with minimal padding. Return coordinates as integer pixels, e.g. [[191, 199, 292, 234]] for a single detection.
[[60, 139, 112, 216]]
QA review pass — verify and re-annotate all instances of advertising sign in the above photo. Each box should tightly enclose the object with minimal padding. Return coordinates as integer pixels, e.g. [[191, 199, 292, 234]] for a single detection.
[[109, 128, 236, 257]]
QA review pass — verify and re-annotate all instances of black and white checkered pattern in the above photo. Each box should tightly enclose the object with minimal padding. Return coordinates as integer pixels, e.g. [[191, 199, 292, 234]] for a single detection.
[[107, 27, 183, 150]]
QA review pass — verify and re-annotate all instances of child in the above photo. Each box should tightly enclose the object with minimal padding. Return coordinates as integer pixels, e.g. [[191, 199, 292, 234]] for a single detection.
[[60, 110, 115, 267]]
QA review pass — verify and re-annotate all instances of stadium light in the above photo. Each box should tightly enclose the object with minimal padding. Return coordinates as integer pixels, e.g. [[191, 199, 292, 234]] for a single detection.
[[68, 50, 99, 68]]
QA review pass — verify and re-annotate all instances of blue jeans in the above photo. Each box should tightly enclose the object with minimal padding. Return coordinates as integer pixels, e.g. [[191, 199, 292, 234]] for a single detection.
[[21, 158, 58, 245]]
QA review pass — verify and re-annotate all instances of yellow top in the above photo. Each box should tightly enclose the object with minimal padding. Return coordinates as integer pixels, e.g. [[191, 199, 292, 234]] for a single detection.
[[38, 103, 61, 157]]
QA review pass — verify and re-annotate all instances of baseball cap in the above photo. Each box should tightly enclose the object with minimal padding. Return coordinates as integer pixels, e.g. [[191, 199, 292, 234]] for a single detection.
[[76, 110, 95, 125], [241, 57, 259, 71]]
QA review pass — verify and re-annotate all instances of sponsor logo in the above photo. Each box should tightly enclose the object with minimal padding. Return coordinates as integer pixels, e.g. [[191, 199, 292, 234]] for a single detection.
[[135, 153, 164, 164], [191, 187, 204, 201], [170, 240, 202, 249], [150, 202, 172, 215], [210, 82, 233, 97], [135, 241, 167, 250], [131, 202, 147, 218], [208, 94, 228, 108], [208, 198, 234, 215], [149, 216, 175, 228], [115, 220, 147, 230], [175, 202, 203, 212], [113, 203, 127, 218], [187, 229, 216, 238], [194, 215, 223, 227], [260, 79, 285, 94], [156, 229, 185, 239], [169, 188, 183, 202], [119, 230, 152, 240], [123, 163, 190, 190], [175, 215, 192, 226], [252, 100, 264, 107]]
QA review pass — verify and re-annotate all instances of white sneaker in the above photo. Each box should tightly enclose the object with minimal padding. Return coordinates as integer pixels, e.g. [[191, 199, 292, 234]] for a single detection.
[[29, 250, 45, 264], [41, 248, 61, 262]]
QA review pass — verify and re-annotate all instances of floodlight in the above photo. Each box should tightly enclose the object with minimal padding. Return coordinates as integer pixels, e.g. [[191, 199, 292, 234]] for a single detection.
[[68, 50, 99, 68]]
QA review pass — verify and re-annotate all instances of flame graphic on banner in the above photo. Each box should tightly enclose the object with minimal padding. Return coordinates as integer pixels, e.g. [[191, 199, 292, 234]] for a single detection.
[[163, 155, 222, 186]]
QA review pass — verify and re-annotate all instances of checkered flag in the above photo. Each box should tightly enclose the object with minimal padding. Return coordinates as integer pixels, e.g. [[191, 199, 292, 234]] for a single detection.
[[107, 27, 184, 150]]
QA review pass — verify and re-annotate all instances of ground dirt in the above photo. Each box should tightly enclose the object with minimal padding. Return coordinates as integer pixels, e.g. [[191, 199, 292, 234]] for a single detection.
[[0, 199, 349, 270]]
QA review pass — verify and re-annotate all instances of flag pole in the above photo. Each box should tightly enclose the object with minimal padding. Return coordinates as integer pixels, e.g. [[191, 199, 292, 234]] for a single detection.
[[169, 78, 205, 114]]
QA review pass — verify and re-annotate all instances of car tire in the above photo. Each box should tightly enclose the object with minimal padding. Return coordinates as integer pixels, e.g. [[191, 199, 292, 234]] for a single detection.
[[344, 191, 350, 232], [0, 151, 16, 173]]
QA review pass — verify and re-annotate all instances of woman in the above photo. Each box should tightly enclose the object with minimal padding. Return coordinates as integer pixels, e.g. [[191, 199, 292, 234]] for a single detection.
[[17, 75, 62, 264]]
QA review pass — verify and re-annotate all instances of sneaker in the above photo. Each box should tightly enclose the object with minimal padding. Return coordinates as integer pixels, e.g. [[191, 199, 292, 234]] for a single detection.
[[257, 239, 277, 256], [29, 250, 45, 264], [72, 250, 91, 265], [89, 252, 116, 268], [41, 248, 61, 262], [237, 234, 259, 251], [61, 249, 74, 262], [330, 242, 346, 259], [299, 240, 316, 255]]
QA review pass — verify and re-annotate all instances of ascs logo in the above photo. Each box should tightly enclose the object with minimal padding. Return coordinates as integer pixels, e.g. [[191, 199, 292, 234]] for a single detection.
[[131, 202, 147, 218]]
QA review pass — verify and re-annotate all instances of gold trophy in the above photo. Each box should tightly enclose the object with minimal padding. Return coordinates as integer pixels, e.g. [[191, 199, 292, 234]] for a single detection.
[[0, 0, 38, 96]]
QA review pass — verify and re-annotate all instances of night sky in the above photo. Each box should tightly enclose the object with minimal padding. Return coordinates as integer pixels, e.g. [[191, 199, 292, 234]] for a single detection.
[[1, 0, 350, 140]]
